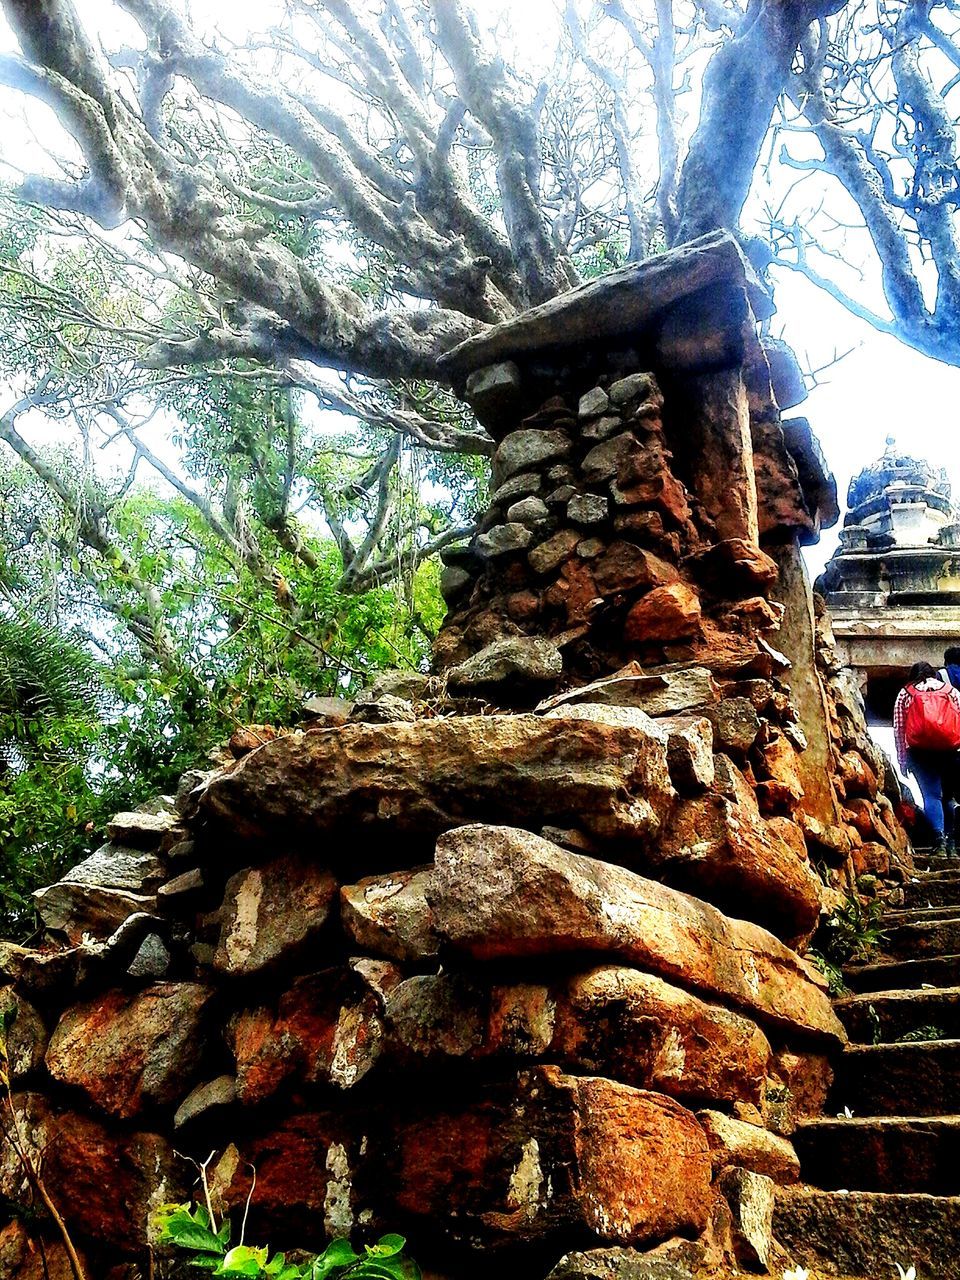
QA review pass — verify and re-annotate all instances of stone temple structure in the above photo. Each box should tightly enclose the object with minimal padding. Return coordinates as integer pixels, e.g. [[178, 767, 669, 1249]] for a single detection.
[[0, 233, 928, 1280], [819, 438, 960, 721]]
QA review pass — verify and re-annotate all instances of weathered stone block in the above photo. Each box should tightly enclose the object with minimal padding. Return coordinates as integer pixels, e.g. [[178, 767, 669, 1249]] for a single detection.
[[624, 582, 701, 643], [45, 983, 213, 1119], [429, 825, 844, 1043], [201, 714, 676, 849], [387, 1066, 711, 1248], [214, 854, 338, 976], [492, 429, 572, 484], [697, 1109, 800, 1183], [341, 866, 439, 963], [446, 635, 562, 694]]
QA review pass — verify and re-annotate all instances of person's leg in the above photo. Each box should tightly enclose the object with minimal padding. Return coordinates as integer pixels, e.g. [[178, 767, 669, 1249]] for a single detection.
[[909, 751, 946, 846]]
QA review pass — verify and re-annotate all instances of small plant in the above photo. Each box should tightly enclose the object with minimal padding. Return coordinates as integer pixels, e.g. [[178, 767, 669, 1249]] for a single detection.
[[807, 950, 849, 997], [816, 892, 888, 967], [153, 1201, 421, 1279], [866, 1002, 882, 1044], [896, 1024, 945, 1043]]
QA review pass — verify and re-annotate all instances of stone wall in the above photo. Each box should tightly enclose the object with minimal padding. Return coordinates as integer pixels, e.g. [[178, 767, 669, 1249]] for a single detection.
[[0, 234, 910, 1280]]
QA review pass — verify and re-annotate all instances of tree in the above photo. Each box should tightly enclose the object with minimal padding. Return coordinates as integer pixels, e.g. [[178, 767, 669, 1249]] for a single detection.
[[0, 0, 956, 673]]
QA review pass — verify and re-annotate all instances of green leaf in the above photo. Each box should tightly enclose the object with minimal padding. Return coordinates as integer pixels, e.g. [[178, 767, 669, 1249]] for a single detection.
[[153, 1203, 226, 1256], [214, 1244, 270, 1277], [365, 1236, 405, 1258], [309, 1239, 360, 1279]]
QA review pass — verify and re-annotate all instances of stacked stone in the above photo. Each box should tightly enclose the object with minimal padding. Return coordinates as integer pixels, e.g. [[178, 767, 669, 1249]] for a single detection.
[[0, 710, 845, 1279], [812, 598, 913, 883], [437, 372, 705, 676], [0, 234, 911, 1280]]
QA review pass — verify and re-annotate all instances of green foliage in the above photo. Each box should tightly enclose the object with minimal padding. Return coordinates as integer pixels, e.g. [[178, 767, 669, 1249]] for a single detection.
[[153, 1203, 421, 1280], [896, 1024, 945, 1043], [806, 950, 849, 998], [815, 892, 888, 966]]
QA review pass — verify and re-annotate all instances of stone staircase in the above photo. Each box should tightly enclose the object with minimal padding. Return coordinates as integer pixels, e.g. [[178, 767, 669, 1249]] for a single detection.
[[774, 854, 960, 1278]]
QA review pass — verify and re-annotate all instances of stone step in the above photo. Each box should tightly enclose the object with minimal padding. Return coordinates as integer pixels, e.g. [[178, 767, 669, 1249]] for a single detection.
[[793, 1115, 960, 1195], [881, 918, 960, 959], [844, 953, 960, 993], [882, 904, 960, 926], [829, 1040, 960, 1116], [912, 853, 960, 873], [835, 986, 960, 1043], [901, 878, 960, 908], [774, 1187, 960, 1279]]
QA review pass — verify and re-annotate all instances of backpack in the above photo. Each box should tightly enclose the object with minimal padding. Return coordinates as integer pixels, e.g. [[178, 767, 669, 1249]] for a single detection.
[[904, 682, 960, 751]]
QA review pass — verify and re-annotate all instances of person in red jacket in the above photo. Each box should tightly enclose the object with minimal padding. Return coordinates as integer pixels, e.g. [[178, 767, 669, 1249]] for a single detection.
[[894, 661, 960, 854]]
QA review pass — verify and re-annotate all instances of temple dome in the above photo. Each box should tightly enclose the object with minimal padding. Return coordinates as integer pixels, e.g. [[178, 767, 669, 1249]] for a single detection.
[[841, 436, 957, 548], [847, 436, 952, 514]]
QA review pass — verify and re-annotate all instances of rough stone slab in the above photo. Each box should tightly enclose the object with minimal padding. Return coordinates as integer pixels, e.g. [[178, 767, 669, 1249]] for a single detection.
[[0, 1218, 87, 1280], [174, 1074, 237, 1129], [229, 965, 391, 1102], [105, 810, 177, 848], [37, 1104, 183, 1250], [475, 521, 533, 557], [386, 1065, 712, 1248], [45, 983, 213, 1119], [774, 1187, 960, 1280], [835, 985, 960, 1042], [537, 663, 720, 718], [429, 825, 844, 1044], [214, 854, 338, 976], [464, 360, 521, 426], [794, 1115, 960, 1195], [719, 1167, 774, 1270], [844, 953, 960, 993], [656, 760, 823, 943], [492, 429, 572, 484], [200, 714, 676, 850], [446, 635, 562, 694], [33, 881, 157, 945], [439, 232, 771, 381], [60, 844, 165, 893], [548, 1248, 693, 1279], [578, 386, 610, 418], [0, 987, 46, 1079]]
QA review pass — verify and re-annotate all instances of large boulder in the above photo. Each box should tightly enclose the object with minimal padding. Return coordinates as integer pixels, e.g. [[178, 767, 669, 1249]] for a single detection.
[[213, 854, 338, 976], [386, 1066, 711, 1248], [200, 715, 676, 851], [429, 825, 844, 1044], [385, 965, 771, 1108], [45, 983, 213, 1119]]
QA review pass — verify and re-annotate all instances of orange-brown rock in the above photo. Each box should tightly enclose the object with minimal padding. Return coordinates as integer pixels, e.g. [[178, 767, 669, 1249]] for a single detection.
[[213, 854, 338, 976], [230, 965, 393, 1102], [429, 825, 844, 1044], [755, 735, 805, 810], [697, 1108, 800, 1183], [201, 715, 676, 850], [0, 987, 46, 1079], [592, 542, 679, 597], [543, 557, 602, 626], [45, 983, 213, 1119], [838, 750, 879, 799], [655, 762, 822, 943], [624, 582, 701, 644], [852, 840, 891, 877], [685, 538, 779, 595], [223, 1112, 367, 1249], [385, 965, 771, 1108], [228, 724, 280, 758], [5, 1096, 183, 1251], [387, 1066, 712, 1248], [553, 966, 771, 1106], [0, 1220, 86, 1280]]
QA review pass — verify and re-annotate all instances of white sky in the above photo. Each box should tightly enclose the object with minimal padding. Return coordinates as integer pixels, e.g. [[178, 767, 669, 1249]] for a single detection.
[[0, 0, 957, 587]]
